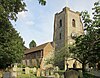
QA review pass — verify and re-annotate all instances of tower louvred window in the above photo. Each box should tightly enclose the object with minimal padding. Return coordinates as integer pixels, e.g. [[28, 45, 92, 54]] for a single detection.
[[59, 19, 62, 27]]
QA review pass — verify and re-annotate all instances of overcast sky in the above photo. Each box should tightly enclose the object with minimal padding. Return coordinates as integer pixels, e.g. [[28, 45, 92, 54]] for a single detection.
[[12, 0, 98, 48]]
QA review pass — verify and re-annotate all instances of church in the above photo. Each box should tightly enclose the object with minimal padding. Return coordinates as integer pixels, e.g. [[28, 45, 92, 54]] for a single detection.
[[23, 7, 84, 70]]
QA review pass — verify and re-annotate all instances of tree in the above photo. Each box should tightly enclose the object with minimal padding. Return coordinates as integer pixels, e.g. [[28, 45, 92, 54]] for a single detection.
[[0, 20, 24, 69], [46, 46, 70, 70], [38, 0, 46, 5], [0, 0, 26, 21], [54, 46, 70, 70], [69, 1, 100, 72], [0, 0, 46, 69], [29, 40, 36, 48], [0, 0, 46, 21]]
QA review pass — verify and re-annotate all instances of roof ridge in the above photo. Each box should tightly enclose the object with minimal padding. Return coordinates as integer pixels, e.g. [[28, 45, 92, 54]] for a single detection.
[[24, 42, 50, 54]]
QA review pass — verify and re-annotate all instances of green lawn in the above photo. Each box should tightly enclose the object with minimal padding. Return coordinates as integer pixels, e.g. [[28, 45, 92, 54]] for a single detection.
[[17, 74, 47, 78], [83, 72, 100, 78]]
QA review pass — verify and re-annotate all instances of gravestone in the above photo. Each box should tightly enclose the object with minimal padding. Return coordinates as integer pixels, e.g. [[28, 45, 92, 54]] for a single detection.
[[64, 70, 79, 78], [50, 70, 54, 75], [45, 70, 49, 76], [3, 72, 11, 78], [11, 71, 17, 78], [55, 73, 60, 78], [41, 70, 45, 76], [33, 67, 37, 73], [37, 68, 41, 77], [11, 64, 17, 78], [25, 67, 30, 74]]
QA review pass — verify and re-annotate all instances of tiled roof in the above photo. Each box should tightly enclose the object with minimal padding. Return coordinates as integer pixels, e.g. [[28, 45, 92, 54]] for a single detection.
[[25, 42, 49, 54]]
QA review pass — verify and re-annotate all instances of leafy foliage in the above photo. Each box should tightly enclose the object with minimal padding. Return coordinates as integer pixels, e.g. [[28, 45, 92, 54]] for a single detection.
[[0, 0, 46, 21], [0, 0, 46, 69], [70, 1, 100, 72], [29, 40, 36, 48], [0, 20, 24, 69], [46, 46, 70, 70], [83, 73, 99, 78], [38, 0, 46, 5], [0, 0, 26, 21]]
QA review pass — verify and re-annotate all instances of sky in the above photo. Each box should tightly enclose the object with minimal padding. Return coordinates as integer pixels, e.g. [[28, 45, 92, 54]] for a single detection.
[[12, 0, 98, 48]]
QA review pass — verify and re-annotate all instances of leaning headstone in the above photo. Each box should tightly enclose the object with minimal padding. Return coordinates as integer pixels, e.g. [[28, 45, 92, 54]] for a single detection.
[[64, 70, 79, 78]]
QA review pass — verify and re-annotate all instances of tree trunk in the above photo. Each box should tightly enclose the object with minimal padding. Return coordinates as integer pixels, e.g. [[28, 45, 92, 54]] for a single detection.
[[82, 63, 86, 77], [82, 63, 85, 72]]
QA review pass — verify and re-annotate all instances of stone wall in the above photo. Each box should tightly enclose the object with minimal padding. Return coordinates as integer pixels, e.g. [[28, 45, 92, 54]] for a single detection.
[[54, 10, 66, 50], [53, 7, 84, 50]]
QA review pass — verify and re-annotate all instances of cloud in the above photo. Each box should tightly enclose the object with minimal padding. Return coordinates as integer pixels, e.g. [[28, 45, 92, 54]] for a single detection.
[[16, 8, 35, 27], [18, 11, 27, 19]]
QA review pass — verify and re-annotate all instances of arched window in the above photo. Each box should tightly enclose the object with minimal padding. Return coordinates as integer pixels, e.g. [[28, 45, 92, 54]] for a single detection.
[[72, 19, 75, 27], [59, 19, 62, 27], [73, 61, 77, 68]]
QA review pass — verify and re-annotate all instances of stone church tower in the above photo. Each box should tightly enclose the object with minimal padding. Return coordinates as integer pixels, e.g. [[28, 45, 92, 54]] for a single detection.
[[53, 7, 84, 51]]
